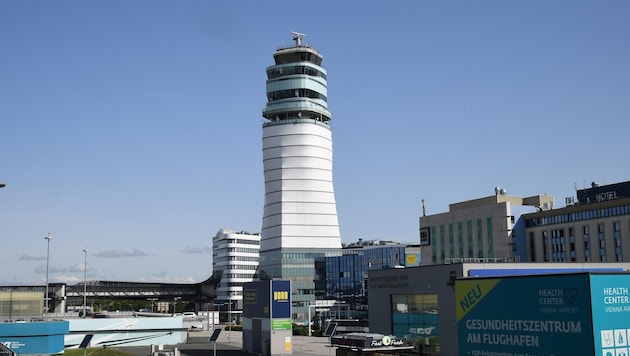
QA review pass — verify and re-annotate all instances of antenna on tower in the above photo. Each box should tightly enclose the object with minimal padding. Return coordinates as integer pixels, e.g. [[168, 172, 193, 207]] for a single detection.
[[291, 31, 305, 46]]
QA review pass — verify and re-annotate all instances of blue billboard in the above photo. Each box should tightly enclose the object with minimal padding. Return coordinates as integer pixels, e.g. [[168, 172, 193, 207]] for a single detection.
[[271, 280, 291, 319], [590, 274, 630, 356], [456, 274, 594, 355]]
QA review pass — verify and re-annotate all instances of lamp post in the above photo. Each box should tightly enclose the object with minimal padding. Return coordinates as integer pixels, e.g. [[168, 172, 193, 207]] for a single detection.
[[44, 234, 53, 320], [148, 298, 158, 312], [173, 297, 181, 315], [228, 294, 232, 342], [82, 247, 88, 318]]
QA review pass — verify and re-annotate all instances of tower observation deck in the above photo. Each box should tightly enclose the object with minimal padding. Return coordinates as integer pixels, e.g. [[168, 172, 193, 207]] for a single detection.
[[260, 32, 342, 322], [262, 32, 332, 123]]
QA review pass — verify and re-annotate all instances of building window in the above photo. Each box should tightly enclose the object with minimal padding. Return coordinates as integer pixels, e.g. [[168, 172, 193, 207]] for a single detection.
[[431, 226, 437, 264], [583, 225, 590, 261], [551, 229, 565, 262], [467, 221, 474, 258], [529, 232, 536, 262], [598, 223, 606, 262], [542, 231, 549, 262], [448, 224, 454, 259], [614, 221, 622, 262], [525, 204, 630, 227], [486, 218, 494, 258], [392, 293, 439, 352], [569, 227, 576, 262], [457, 222, 464, 258], [439, 225, 445, 263], [476, 219, 483, 258]]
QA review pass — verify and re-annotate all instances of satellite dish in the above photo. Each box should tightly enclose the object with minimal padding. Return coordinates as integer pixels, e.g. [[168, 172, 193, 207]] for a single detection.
[[297, 112, 302, 117]]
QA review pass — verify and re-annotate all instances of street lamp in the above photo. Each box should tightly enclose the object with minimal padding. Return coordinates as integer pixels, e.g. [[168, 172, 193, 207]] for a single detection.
[[147, 298, 158, 312], [44, 234, 53, 320], [82, 247, 88, 318], [228, 292, 234, 342]]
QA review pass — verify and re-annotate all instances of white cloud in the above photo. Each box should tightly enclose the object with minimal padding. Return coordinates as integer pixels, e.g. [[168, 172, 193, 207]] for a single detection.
[[93, 249, 151, 258]]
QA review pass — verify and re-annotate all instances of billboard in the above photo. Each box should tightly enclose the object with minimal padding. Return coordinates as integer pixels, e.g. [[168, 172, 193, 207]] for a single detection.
[[271, 280, 291, 319], [589, 274, 630, 356], [242, 280, 292, 331], [456, 273, 594, 355]]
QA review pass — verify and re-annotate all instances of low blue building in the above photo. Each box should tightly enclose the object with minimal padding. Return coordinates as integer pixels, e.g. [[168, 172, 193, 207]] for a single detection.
[[0, 321, 68, 355]]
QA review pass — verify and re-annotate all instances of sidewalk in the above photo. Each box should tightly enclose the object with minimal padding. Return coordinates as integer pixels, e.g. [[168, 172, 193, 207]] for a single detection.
[[187, 328, 334, 355], [116, 327, 334, 356]]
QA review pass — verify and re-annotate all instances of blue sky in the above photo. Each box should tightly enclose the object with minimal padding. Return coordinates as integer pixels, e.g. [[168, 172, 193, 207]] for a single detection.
[[1, 1, 629, 285]]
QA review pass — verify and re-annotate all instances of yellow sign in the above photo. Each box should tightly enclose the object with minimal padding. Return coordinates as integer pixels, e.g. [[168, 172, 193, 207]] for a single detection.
[[406, 254, 417, 265], [274, 290, 289, 302], [455, 278, 501, 321]]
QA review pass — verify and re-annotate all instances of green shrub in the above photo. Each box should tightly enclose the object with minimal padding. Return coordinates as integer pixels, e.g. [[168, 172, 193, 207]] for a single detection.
[[292, 324, 308, 336]]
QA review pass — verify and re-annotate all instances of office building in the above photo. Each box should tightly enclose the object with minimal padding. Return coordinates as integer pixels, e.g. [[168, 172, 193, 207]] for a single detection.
[[314, 240, 421, 319], [212, 228, 260, 322], [419, 188, 554, 265], [258, 33, 342, 322]]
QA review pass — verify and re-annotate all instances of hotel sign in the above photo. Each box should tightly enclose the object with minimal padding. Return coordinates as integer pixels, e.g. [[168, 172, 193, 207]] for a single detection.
[[577, 181, 630, 204]]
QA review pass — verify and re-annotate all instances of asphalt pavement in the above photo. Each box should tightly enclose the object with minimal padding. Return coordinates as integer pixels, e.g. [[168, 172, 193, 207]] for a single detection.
[[115, 328, 335, 356]]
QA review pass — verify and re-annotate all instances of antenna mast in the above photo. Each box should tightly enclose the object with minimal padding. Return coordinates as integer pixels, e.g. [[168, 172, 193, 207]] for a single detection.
[[291, 31, 305, 46]]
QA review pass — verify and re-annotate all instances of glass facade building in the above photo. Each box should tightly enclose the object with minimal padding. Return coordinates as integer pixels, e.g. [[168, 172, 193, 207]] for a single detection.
[[314, 242, 421, 319]]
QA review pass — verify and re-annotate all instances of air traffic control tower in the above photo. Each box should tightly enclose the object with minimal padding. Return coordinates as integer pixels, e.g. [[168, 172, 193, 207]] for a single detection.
[[259, 32, 342, 322]]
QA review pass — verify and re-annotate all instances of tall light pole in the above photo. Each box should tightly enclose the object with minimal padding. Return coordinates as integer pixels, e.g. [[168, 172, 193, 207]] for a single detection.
[[82, 247, 88, 318], [44, 233, 53, 320], [228, 292, 232, 342], [173, 297, 181, 315]]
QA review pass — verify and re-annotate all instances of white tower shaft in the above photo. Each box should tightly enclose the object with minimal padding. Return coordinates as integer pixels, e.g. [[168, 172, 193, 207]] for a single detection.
[[259, 33, 342, 286]]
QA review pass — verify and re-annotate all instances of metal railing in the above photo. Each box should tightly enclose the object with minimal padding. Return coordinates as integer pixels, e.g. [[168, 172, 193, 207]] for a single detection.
[[444, 256, 520, 264]]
